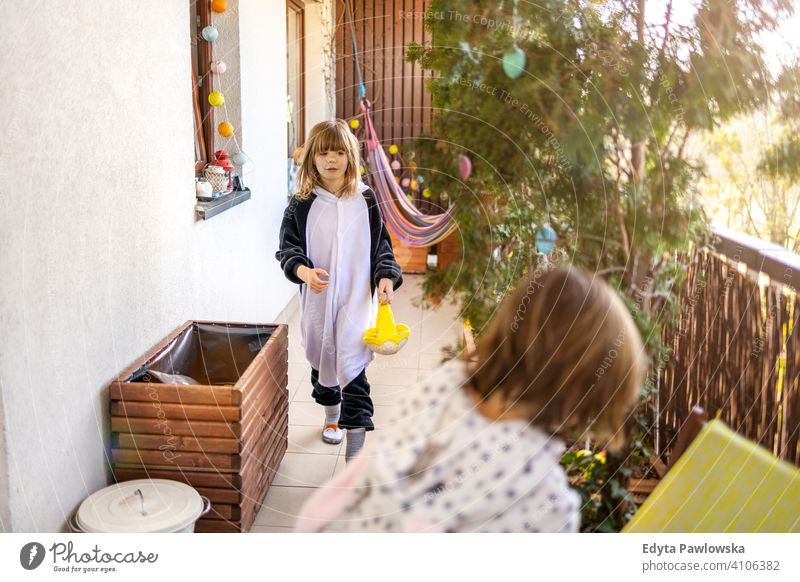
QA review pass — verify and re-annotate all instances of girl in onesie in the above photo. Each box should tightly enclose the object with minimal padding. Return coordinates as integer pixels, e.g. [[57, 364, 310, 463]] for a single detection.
[[276, 119, 403, 461]]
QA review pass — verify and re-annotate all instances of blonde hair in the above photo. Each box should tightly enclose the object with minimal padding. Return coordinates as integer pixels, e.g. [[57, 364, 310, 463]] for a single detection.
[[295, 120, 362, 200], [466, 265, 645, 450]]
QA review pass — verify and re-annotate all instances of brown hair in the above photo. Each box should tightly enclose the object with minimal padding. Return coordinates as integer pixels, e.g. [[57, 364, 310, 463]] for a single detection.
[[295, 120, 362, 200], [465, 265, 645, 449]]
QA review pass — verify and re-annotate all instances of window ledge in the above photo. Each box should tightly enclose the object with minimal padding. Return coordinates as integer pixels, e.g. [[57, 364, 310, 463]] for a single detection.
[[195, 188, 251, 220]]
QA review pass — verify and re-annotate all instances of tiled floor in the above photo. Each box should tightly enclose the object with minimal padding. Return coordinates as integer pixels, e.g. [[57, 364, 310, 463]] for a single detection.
[[251, 275, 463, 532]]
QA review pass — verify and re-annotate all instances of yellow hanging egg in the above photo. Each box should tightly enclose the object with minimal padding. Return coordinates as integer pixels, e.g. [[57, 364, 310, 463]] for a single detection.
[[349, 118, 360, 129], [208, 91, 225, 107], [422, 188, 432, 199], [410, 180, 419, 190], [388, 144, 399, 155], [218, 121, 234, 137], [360, 166, 366, 175]]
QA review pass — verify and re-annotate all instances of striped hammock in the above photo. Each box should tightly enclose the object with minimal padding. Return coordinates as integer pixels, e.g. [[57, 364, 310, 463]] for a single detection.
[[360, 99, 458, 247]]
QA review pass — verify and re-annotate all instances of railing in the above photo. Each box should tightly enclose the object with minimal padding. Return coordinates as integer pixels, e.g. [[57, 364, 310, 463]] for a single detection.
[[657, 226, 800, 466]]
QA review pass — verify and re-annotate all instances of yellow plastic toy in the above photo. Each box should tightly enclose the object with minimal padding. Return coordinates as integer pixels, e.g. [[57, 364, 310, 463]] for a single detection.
[[623, 419, 800, 533], [363, 302, 410, 355]]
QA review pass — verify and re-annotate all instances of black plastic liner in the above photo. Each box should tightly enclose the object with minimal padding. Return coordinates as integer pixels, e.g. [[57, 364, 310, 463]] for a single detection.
[[127, 323, 274, 386]]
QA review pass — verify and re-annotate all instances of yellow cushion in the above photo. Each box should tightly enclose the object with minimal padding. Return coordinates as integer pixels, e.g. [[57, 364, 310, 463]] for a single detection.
[[623, 420, 800, 532]]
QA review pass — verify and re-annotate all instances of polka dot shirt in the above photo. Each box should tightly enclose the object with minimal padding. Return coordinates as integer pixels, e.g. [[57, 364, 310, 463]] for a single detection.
[[326, 359, 581, 533]]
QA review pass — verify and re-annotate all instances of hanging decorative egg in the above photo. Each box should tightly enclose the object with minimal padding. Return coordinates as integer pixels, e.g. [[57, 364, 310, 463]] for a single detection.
[[232, 150, 247, 166], [408, 161, 417, 171], [202, 26, 219, 42], [349, 118, 360, 130], [211, 0, 228, 13], [410, 179, 419, 190], [218, 121, 234, 137], [390, 160, 401, 170], [502, 47, 526, 79], [394, 175, 401, 183], [535, 224, 557, 254], [360, 166, 366, 175], [417, 175, 424, 184], [407, 195, 414, 203], [388, 144, 399, 155], [457, 154, 473, 180], [208, 91, 225, 107], [211, 60, 227, 75], [401, 178, 410, 188], [422, 188, 432, 199]]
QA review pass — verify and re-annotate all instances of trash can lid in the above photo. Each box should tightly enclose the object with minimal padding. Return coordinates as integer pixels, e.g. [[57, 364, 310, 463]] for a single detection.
[[77, 479, 203, 533]]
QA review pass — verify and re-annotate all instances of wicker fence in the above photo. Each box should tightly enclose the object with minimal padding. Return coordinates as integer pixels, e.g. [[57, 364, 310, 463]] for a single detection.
[[658, 227, 800, 466]]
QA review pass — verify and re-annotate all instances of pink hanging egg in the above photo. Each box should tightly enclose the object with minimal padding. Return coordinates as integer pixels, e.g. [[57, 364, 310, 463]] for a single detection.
[[401, 178, 410, 187], [212, 60, 227, 74], [391, 160, 401, 170], [457, 154, 472, 180]]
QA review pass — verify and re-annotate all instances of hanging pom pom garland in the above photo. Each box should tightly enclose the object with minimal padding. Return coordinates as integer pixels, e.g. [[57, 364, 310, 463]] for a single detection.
[[232, 150, 247, 166], [218, 121, 234, 137], [208, 91, 225, 107], [202, 25, 219, 42]]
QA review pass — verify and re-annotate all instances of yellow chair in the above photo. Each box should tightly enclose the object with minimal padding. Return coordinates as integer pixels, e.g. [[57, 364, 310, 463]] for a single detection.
[[624, 419, 800, 532], [363, 302, 410, 356]]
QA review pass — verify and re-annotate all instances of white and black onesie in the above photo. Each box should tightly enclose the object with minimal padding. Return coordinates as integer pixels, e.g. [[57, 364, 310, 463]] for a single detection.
[[276, 182, 403, 428]]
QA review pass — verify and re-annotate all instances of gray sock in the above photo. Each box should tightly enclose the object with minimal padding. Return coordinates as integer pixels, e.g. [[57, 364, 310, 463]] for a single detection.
[[345, 428, 366, 462], [324, 404, 341, 425]]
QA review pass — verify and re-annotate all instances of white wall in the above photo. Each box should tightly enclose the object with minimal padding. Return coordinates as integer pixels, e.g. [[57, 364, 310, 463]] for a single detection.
[[0, 0, 297, 531], [305, 0, 336, 132]]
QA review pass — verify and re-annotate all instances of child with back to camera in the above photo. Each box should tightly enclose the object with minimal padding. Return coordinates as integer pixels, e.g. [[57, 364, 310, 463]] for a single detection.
[[275, 120, 403, 461], [295, 265, 646, 532]]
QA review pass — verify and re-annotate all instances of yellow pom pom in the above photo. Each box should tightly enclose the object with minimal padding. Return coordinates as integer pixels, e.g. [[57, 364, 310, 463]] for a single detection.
[[211, 0, 227, 13], [388, 144, 399, 155], [218, 121, 234, 137], [410, 180, 419, 190], [360, 166, 366, 175], [208, 91, 225, 107], [349, 118, 360, 129], [422, 188, 432, 198]]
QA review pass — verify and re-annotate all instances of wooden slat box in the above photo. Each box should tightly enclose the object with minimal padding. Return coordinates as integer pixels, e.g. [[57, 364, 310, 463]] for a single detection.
[[110, 320, 289, 533]]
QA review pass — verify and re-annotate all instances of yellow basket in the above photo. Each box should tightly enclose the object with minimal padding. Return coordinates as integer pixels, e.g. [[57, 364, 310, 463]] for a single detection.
[[363, 302, 410, 356]]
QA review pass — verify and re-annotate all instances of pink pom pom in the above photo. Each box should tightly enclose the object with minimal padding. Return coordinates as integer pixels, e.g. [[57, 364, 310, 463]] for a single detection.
[[391, 160, 401, 170], [401, 178, 410, 187]]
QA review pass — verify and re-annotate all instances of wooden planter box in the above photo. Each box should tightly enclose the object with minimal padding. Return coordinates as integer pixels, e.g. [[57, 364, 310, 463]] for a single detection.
[[109, 321, 289, 533], [390, 233, 429, 274]]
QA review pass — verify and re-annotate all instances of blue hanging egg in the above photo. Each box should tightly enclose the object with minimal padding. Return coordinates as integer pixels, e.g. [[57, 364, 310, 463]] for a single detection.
[[417, 175, 424, 184], [535, 224, 557, 254], [502, 47, 526, 79], [202, 26, 219, 42]]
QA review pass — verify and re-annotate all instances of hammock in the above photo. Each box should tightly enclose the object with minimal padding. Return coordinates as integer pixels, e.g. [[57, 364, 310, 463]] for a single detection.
[[360, 98, 458, 247], [343, 0, 457, 247]]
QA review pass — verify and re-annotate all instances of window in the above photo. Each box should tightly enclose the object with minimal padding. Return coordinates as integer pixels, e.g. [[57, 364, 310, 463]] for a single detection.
[[191, 1, 214, 172], [287, 0, 305, 156]]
